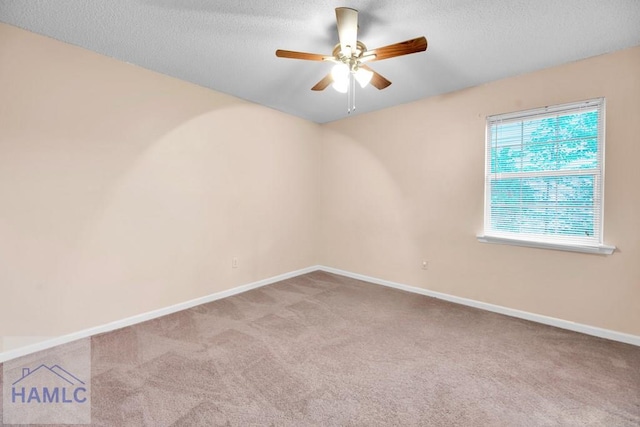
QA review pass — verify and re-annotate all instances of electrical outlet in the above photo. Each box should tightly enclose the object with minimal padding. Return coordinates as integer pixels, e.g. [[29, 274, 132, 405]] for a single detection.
[[232, 257, 239, 269], [422, 260, 429, 270]]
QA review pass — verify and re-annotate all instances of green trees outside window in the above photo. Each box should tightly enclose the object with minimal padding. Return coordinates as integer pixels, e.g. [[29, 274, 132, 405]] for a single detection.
[[485, 99, 604, 245]]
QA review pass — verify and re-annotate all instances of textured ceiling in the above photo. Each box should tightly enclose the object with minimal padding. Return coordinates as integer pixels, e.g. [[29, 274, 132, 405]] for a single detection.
[[1, 0, 639, 123]]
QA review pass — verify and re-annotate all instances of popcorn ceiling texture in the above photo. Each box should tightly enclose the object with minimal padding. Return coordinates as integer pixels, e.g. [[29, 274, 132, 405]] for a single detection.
[[1, 0, 639, 123]]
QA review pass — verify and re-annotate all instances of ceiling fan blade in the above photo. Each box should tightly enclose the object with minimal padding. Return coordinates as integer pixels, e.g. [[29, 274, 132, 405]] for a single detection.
[[275, 49, 330, 61], [360, 65, 391, 90], [311, 73, 333, 91], [367, 36, 428, 61], [335, 7, 358, 57]]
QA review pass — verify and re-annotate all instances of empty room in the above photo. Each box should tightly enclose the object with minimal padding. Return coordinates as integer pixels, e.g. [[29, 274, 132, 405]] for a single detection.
[[1, 1, 639, 425]]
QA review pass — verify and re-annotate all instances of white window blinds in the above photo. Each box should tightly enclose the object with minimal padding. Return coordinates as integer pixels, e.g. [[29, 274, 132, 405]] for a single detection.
[[484, 98, 606, 248]]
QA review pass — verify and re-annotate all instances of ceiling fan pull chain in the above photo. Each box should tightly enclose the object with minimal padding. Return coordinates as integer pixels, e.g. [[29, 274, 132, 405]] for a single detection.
[[347, 73, 357, 114], [347, 74, 352, 114], [352, 76, 356, 112]]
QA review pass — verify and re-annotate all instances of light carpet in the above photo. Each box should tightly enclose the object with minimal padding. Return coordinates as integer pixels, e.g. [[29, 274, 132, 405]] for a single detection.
[[1, 271, 638, 425]]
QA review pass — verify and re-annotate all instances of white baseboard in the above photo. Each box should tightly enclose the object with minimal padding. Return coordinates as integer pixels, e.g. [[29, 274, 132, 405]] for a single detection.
[[0, 265, 321, 363], [2, 263, 637, 363], [318, 266, 640, 347]]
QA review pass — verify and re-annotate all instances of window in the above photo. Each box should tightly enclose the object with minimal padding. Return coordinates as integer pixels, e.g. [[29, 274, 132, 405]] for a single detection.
[[478, 98, 615, 254]]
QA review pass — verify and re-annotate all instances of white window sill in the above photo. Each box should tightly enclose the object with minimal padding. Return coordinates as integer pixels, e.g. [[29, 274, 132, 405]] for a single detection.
[[476, 235, 616, 255]]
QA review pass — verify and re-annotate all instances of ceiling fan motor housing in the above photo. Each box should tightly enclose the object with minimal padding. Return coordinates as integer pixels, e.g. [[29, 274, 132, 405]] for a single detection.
[[332, 41, 368, 72]]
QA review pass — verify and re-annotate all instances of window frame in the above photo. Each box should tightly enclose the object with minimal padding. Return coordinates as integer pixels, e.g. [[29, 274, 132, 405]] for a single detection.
[[477, 98, 615, 255]]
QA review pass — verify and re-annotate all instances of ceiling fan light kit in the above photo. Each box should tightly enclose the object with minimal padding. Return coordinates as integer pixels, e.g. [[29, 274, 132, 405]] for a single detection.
[[276, 7, 428, 113], [355, 67, 374, 88]]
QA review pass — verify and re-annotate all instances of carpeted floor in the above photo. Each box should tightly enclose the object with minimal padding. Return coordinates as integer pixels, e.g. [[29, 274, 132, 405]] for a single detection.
[[2, 271, 639, 425]]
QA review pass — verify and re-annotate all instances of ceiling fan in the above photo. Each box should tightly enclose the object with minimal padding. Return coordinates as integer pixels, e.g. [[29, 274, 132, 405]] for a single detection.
[[275, 7, 428, 95]]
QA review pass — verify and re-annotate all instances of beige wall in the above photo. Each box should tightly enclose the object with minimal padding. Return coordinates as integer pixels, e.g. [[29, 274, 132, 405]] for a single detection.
[[321, 46, 640, 336], [1, 22, 638, 354], [0, 24, 320, 352]]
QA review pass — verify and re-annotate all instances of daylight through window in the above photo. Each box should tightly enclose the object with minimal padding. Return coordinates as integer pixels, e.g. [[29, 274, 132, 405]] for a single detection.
[[481, 98, 614, 254]]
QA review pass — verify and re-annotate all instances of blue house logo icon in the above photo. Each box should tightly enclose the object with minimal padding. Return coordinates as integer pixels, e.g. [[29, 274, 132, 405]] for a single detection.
[[11, 364, 88, 404]]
